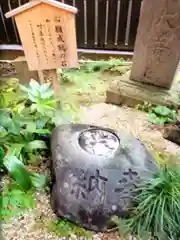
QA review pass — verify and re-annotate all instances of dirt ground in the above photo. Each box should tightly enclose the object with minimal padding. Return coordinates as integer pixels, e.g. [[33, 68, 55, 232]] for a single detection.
[[1, 63, 180, 240]]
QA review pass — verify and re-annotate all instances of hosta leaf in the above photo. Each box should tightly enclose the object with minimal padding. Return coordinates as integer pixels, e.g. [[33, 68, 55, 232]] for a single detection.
[[26, 140, 47, 151], [29, 172, 49, 189], [4, 156, 31, 191]]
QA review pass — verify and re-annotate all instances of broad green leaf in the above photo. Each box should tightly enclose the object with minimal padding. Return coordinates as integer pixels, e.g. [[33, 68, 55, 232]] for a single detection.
[[19, 84, 30, 93], [31, 103, 38, 112], [0, 126, 8, 138], [13, 103, 25, 114], [167, 117, 176, 123], [169, 110, 177, 122], [148, 113, 165, 125], [27, 153, 41, 165], [4, 156, 31, 190], [23, 131, 34, 142], [36, 119, 46, 129], [0, 109, 11, 128], [0, 146, 5, 166], [39, 82, 51, 93], [25, 121, 37, 133], [26, 140, 47, 151], [34, 129, 51, 134], [41, 89, 54, 99], [154, 106, 171, 117], [29, 172, 49, 189], [6, 144, 24, 158], [28, 93, 39, 103], [0, 110, 21, 135], [29, 79, 40, 89], [8, 119, 21, 135]]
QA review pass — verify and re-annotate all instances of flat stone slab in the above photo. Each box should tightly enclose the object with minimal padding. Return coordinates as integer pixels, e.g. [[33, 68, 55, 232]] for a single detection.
[[106, 71, 180, 108]]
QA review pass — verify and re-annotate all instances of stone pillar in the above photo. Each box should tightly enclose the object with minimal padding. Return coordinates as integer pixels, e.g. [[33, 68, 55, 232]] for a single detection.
[[130, 0, 180, 89]]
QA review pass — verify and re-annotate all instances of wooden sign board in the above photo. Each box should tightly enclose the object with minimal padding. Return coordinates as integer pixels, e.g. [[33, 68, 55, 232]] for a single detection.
[[5, 0, 78, 71]]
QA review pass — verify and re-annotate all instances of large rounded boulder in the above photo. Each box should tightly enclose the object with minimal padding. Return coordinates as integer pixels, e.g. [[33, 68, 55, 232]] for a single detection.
[[50, 124, 158, 231]]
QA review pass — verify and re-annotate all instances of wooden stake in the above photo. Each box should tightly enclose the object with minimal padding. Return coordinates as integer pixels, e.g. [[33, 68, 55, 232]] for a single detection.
[[38, 70, 45, 84]]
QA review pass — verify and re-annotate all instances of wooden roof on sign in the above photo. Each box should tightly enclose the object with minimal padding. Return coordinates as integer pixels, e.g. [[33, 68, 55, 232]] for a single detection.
[[5, 0, 78, 18]]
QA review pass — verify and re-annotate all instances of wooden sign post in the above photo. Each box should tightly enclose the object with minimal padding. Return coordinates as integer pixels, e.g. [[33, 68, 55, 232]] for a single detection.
[[5, 0, 78, 97]]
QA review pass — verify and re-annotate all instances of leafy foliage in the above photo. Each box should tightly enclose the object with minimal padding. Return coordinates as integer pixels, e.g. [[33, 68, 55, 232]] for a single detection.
[[118, 164, 180, 239], [0, 78, 80, 222], [47, 219, 92, 239], [0, 79, 55, 190], [19, 80, 57, 117], [1, 183, 35, 221], [148, 105, 177, 125], [135, 101, 153, 113]]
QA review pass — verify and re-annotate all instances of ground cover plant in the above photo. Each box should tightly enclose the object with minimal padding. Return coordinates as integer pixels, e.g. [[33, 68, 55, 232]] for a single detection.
[[148, 105, 177, 125], [117, 160, 180, 240], [136, 102, 178, 126], [0, 78, 80, 221]]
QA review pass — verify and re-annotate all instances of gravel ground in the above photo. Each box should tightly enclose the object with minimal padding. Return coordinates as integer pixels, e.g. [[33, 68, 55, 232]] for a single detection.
[[2, 103, 180, 240]]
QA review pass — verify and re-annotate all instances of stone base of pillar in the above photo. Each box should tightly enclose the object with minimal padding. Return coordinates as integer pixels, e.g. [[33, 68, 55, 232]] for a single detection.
[[106, 71, 179, 109]]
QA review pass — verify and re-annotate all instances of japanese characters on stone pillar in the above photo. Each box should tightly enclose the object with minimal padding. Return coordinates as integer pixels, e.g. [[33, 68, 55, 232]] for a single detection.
[[5, 0, 78, 97], [130, 0, 180, 89]]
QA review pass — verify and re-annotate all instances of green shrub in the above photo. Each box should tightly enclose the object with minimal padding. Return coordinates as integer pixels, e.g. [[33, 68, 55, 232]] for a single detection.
[[0, 79, 57, 190], [148, 105, 177, 125], [0, 78, 79, 222], [118, 164, 180, 239]]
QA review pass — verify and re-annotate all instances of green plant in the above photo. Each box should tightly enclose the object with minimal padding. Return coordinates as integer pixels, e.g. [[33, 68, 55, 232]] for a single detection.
[[135, 101, 153, 113], [47, 219, 92, 239], [0, 77, 81, 223], [20, 79, 57, 117], [148, 105, 177, 125], [0, 80, 55, 191], [118, 164, 180, 239], [1, 183, 35, 221]]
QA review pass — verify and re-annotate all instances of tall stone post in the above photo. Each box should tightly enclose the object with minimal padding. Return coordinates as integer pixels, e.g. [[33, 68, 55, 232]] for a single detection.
[[130, 0, 180, 89]]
